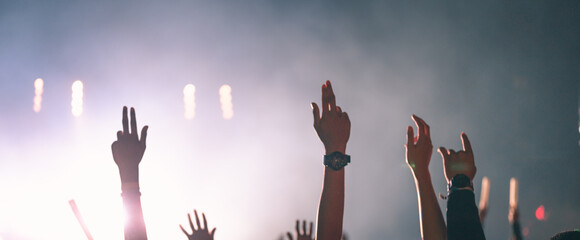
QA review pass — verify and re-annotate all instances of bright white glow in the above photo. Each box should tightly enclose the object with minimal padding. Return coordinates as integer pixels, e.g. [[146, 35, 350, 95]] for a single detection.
[[71, 80, 84, 117], [183, 84, 196, 120], [219, 84, 234, 120], [478, 176, 489, 210], [510, 177, 518, 209], [33, 78, 44, 112]]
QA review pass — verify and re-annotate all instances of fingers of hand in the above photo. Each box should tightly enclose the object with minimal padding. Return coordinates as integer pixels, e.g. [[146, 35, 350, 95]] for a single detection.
[[202, 213, 208, 230], [180, 224, 190, 236], [295, 220, 300, 235], [438, 147, 449, 160], [412, 114, 430, 139], [302, 220, 307, 235], [194, 210, 202, 230], [406, 126, 414, 147], [309, 222, 313, 236], [327, 81, 337, 112], [321, 84, 330, 114], [311, 102, 320, 126], [122, 106, 129, 134], [187, 213, 195, 231], [210, 227, 216, 237], [130, 107, 138, 135], [140, 126, 148, 147], [461, 132, 472, 153], [287, 232, 294, 240]]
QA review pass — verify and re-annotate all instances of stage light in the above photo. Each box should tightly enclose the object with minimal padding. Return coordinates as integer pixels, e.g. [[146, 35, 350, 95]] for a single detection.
[[536, 205, 545, 221], [71, 80, 84, 117], [183, 84, 196, 119], [509, 178, 518, 210], [219, 84, 234, 120], [33, 78, 44, 112], [478, 176, 489, 211]]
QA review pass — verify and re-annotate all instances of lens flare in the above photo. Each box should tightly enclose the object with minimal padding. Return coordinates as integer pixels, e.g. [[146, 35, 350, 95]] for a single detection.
[[183, 84, 196, 120], [71, 80, 84, 117], [33, 78, 44, 112], [219, 84, 234, 120], [536, 205, 545, 221]]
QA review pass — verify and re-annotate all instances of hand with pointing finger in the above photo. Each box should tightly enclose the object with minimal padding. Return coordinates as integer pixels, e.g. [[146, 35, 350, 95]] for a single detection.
[[438, 132, 476, 183], [180, 210, 216, 240]]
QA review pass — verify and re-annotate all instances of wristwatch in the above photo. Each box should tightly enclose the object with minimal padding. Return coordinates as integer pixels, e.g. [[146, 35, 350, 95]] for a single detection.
[[447, 174, 474, 195], [324, 151, 351, 171]]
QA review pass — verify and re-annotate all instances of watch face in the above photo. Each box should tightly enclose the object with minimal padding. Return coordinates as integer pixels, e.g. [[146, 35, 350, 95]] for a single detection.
[[324, 152, 349, 170]]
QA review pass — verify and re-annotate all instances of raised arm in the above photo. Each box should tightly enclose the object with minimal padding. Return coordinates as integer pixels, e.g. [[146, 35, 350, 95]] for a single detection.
[[311, 81, 350, 240], [111, 106, 149, 240], [405, 115, 446, 240], [438, 133, 485, 240]]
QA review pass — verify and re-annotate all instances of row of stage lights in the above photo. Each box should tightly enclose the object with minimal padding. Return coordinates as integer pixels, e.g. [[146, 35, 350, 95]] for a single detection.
[[32, 78, 234, 120]]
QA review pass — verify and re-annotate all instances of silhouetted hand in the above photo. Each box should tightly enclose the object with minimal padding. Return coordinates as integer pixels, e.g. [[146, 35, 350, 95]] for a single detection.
[[405, 115, 433, 179], [286, 220, 313, 240], [438, 132, 476, 182], [111, 106, 148, 182], [311, 80, 350, 154], [180, 210, 216, 240]]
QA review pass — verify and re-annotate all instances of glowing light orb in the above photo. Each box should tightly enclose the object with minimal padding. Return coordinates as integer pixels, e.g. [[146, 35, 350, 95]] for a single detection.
[[33, 78, 44, 112], [71, 80, 84, 117], [523, 227, 530, 237], [536, 205, 545, 221], [219, 84, 234, 120], [183, 84, 196, 119]]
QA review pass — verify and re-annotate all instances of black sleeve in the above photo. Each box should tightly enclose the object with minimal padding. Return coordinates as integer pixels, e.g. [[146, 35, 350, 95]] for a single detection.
[[447, 190, 486, 240], [512, 221, 523, 240]]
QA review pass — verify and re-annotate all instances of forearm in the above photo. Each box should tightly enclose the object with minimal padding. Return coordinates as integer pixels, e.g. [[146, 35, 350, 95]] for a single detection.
[[315, 167, 345, 240], [119, 168, 148, 240], [414, 172, 446, 240], [512, 221, 523, 240], [446, 190, 485, 240]]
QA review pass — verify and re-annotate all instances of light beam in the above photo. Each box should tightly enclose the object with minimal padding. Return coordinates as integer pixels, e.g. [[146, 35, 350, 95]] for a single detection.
[[219, 84, 234, 120]]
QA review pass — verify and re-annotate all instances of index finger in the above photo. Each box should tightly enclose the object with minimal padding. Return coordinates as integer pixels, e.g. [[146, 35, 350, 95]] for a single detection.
[[321, 84, 330, 115], [411, 115, 426, 139], [122, 106, 129, 134], [461, 132, 472, 153], [130, 107, 138, 135], [326, 80, 337, 112]]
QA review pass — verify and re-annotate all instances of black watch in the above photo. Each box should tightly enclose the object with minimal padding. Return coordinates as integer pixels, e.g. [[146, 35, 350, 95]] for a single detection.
[[324, 151, 351, 171], [447, 174, 473, 194]]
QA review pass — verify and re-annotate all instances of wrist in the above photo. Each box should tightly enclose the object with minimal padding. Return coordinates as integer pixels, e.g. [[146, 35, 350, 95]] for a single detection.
[[118, 167, 139, 183], [412, 169, 431, 181], [325, 146, 346, 155]]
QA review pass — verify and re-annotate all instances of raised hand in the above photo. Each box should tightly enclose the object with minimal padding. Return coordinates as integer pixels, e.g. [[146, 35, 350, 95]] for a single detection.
[[438, 132, 476, 182], [180, 210, 216, 240], [286, 220, 313, 240], [111, 106, 148, 182], [311, 80, 350, 154], [405, 114, 433, 179]]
